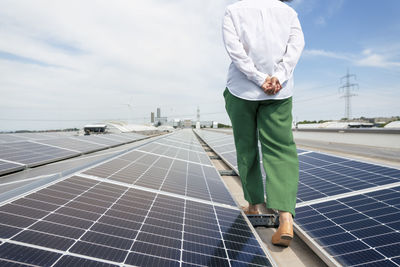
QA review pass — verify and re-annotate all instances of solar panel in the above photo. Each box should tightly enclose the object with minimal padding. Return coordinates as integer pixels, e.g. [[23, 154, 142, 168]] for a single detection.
[[295, 186, 400, 266], [83, 134, 236, 206], [0, 175, 274, 266], [0, 133, 148, 177], [73, 135, 122, 147], [297, 152, 400, 203], [0, 134, 27, 143], [0, 141, 78, 167], [37, 137, 107, 154]]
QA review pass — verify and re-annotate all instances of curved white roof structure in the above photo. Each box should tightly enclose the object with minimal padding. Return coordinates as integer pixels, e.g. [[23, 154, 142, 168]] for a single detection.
[[385, 121, 400, 129]]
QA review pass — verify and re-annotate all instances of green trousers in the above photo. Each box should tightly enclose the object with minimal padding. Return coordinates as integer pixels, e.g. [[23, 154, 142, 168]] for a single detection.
[[224, 88, 299, 217]]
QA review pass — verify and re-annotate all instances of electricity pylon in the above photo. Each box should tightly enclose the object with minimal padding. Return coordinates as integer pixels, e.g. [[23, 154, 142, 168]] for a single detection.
[[339, 69, 359, 120]]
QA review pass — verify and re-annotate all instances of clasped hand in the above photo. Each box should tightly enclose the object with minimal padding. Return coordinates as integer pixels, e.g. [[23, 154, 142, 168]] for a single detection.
[[261, 76, 282, 95]]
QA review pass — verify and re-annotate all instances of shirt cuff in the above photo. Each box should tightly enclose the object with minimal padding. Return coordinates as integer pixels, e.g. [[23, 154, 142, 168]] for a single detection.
[[273, 71, 286, 85], [254, 72, 268, 87]]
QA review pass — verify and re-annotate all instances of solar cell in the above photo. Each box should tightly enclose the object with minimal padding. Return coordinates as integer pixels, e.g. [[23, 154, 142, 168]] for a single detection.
[[0, 174, 274, 266], [295, 186, 400, 266]]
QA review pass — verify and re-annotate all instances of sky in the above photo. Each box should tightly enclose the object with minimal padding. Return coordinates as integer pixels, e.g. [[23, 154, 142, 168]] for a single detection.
[[0, 0, 399, 131]]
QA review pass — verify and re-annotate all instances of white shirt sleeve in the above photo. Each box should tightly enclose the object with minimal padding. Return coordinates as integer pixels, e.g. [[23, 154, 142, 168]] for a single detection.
[[222, 9, 268, 87], [273, 14, 305, 85]]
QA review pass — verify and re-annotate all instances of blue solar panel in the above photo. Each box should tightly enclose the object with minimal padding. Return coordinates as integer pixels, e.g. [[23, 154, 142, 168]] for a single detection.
[[0, 175, 273, 266], [295, 186, 400, 266], [297, 152, 400, 203], [82, 133, 236, 206], [0, 133, 148, 177]]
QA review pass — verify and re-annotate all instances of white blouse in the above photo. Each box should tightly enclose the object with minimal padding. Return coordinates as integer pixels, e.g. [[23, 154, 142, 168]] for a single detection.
[[223, 0, 305, 100]]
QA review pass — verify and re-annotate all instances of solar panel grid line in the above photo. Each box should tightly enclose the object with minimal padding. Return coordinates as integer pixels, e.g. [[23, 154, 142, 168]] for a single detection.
[[163, 137, 203, 147], [301, 151, 400, 178], [296, 153, 400, 205], [297, 167, 371, 201], [36, 137, 108, 154], [135, 149, 213, 168], [0, 181, 131, 264], [1, 178, 102, 240], [86, 136, 125, 147], [296, 181, 400, 208], [210, 141, 235, 149], [75, 173, 239, 211], [292, 222, 342, 267], [78, 132, 238, 207], [70, 136, 110, 148], [85, 147, 160, 180], [195, 142, 275, 267], [179, 155, 190, 265], [156, 139, 204, 149], [119, 158, 178, 265], [52, 180, 154, 266], [1, 258, 38, 267], [153, 142, 209, 156], [0, 178, 103, 265], [0, 172, 80, 208], [294, 197, 400, 266], [1, 240, 123, 267], [28, 140, 82, 154], [196, 146, 275, 266], [79, 137, 170, 180], [298, 160, 351, 174]]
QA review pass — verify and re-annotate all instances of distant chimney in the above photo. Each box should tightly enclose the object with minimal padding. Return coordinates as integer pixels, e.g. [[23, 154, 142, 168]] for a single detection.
[[151, 112, 155, 123], [157, 108, 161, 118]]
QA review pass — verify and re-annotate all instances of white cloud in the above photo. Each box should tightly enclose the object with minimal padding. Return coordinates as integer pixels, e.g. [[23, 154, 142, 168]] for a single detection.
[[355, 53, 400, 68], [302, 49, 349, 60], [303, 48, 400, 70], [0, 0, 236, 130]]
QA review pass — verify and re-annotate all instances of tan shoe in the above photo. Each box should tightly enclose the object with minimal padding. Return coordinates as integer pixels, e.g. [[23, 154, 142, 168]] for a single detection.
[[271, 220, 293, 247], [241, 205, 260, 215]]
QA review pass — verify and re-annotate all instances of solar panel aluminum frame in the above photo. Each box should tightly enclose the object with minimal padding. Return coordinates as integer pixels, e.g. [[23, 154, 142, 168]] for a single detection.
[[0, 160, 25, 176], [294, 222, 341, 267]]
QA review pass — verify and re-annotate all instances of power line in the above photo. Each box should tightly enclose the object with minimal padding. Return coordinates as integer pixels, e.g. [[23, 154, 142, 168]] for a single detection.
[[293, 92, 338, 103]]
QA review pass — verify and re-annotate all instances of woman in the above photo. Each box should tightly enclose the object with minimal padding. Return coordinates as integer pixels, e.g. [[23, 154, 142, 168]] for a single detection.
[[222, 0, 304, 247]]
